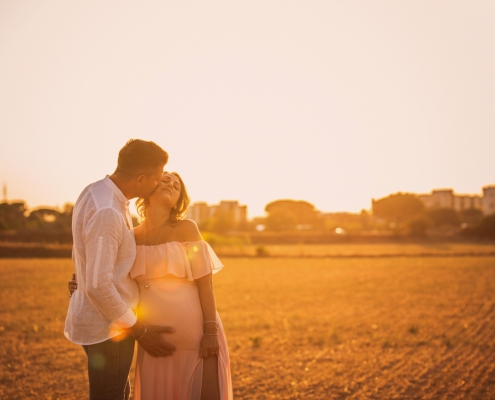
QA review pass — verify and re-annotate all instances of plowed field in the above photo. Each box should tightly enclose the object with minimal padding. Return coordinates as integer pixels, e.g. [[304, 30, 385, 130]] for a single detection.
[[0, 255, 494, 399]]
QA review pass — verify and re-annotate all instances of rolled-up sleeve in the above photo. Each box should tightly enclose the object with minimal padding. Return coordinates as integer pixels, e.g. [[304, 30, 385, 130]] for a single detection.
[[84, 207, 137, 328]]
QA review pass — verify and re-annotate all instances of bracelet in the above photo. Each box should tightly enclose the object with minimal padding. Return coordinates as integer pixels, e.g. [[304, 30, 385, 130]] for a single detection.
[[204, 320, 218, 327], [203, 332, 219, 336], [135, 326, 148, 341]]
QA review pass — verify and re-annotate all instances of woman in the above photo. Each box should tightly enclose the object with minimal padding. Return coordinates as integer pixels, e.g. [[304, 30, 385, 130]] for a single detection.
[[71, 172, 232, 400]]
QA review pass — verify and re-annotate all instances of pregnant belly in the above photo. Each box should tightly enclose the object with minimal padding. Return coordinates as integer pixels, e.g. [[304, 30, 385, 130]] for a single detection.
[[136, 276, 204, 351]]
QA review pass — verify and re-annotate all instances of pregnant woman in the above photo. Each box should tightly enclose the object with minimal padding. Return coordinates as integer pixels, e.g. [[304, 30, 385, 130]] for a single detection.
[[71, 172, 233, 399], [130, 171, 232, 399]]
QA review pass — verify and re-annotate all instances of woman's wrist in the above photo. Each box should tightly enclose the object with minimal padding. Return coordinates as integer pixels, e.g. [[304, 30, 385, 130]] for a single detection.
[[203, 320, 218, 334], [135, 325, 148, 341], [128, 321, 144, 338]]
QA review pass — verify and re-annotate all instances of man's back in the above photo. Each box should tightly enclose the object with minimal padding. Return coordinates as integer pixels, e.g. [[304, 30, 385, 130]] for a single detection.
[[65, 176, 139, 345]]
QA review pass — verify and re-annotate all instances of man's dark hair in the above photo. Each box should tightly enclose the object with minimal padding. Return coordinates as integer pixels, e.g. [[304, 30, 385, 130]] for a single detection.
[[115, 139, 168, 178]]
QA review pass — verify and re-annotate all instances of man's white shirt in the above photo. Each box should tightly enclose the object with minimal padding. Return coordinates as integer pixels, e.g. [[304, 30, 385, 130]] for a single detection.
[[64, 176, 139, 345]]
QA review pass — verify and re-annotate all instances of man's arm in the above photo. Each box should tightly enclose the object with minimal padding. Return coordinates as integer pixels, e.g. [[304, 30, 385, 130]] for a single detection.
[[84, 207, 135, 327]]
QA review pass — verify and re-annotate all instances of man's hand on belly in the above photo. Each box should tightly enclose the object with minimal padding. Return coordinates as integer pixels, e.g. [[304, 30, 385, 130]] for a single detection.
[[128, 322, 176, 357]]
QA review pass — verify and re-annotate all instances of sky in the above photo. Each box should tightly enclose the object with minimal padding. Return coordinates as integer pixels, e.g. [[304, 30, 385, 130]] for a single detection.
[[1, 1, 494, 218]]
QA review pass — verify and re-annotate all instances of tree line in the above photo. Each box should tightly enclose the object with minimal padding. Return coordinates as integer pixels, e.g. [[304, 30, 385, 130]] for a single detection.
[[0, 202, 74, 242], [372, 193, 495, 239], [199, 196, 495, 238], [1, 194, 494, 242]]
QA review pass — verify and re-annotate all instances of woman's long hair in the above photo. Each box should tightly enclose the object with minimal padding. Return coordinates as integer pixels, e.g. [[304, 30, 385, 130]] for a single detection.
[[136, 172, 190, 225]]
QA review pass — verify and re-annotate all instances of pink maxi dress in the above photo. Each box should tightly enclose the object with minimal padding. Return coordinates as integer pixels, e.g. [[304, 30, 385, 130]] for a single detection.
[[129, 240, 233, 400]]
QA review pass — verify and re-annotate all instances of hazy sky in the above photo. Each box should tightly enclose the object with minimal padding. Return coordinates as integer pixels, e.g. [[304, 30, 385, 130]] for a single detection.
[[1, 1, 494, 217]]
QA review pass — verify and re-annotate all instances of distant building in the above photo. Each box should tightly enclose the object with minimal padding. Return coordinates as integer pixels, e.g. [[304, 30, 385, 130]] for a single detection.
[[418, 187, 492, 215], [482, 186, 495, 216], [418, 189, 456, 209], [187, 200, 247, 227], [186, 201, 211, 226], [453, 195, 482, 211], [216, 201, 247, 226]]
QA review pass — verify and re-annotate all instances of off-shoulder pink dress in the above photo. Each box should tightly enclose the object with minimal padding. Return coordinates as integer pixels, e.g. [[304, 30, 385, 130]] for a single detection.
[[129, 240, 233, 400]]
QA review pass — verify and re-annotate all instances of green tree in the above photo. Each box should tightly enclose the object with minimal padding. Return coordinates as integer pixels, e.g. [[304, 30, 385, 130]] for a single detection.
[[459, 208, 483, 226], [426, 208, 460, 228], [407, 215, 432, 237], [264, 200, 319, 231], [0, 202, 27, 230], [372, 193, 424, 225], [265, 209, 298, 231], [206, 210, 236, 234], [470, 214, 495, 239], [28, 208, 60, 228]]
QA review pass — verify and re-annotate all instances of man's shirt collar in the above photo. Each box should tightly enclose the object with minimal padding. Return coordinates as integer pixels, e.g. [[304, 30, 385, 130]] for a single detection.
[[103, 175, 130, 207]]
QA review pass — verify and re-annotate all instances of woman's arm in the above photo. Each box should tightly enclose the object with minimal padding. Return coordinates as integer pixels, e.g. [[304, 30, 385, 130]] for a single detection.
[[196, 273, 220, 357], [180, 220, 220, 357]]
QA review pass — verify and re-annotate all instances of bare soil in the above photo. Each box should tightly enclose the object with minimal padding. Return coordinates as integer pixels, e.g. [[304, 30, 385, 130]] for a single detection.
[[0, 255, 494, 399]]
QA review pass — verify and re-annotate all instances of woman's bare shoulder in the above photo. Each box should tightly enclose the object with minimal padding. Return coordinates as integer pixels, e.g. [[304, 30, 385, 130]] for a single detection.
[[177, 219, 202, 242]]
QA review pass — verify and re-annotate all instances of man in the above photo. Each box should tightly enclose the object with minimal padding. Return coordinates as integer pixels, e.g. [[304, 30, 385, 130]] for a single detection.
[[65, 139, 175, 399]]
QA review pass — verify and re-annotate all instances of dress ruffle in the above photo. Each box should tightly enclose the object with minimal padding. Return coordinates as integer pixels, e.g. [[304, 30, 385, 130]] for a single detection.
[[130, 240, 224, 281]]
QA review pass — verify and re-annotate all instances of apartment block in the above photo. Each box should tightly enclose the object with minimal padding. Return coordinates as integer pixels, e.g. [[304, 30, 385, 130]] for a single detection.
[[418, 186, 493, 215], [187, 200, 247, 227]]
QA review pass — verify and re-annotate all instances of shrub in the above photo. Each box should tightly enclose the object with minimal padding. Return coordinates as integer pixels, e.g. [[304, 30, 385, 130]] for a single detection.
[[407, 215, 431, 237]]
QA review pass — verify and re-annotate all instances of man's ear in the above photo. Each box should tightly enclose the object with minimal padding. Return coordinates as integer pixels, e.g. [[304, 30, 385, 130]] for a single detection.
[[136, 174, 146, 184]]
